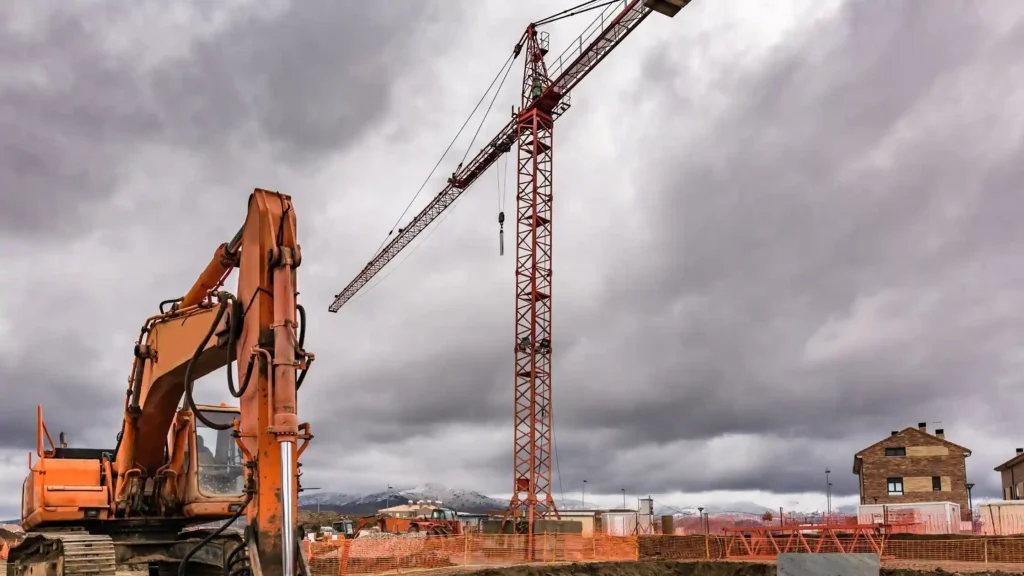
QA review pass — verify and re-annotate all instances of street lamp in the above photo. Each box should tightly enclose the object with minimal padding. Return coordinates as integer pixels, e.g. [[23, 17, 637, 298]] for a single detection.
[[966, 482, 975, 530], [621, 488, 626, 509], [302, 487, 322, 513], [386, 485, 393, 510], [825, 468, 831, 520], [827, 482, 833, 523], [582, 480, 587, 509]]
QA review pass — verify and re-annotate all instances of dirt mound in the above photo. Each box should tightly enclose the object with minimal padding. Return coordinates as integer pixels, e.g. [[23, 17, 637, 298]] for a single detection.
[[460, 560, 1024, 576]]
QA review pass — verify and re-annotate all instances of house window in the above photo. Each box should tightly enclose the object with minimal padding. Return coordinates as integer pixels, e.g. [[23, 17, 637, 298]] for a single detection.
[[887, 477, 904, 495], [885, 447, 906, 456], [932, 476, 941, 491]]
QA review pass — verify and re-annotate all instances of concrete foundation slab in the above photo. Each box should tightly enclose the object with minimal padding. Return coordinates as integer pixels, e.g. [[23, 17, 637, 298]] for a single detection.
[[777, 553, 880, 576]]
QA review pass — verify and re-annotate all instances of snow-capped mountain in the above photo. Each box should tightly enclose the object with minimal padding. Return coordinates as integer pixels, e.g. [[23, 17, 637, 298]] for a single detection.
[[297, 483, 863, 518], [298, 483, 506, 515]]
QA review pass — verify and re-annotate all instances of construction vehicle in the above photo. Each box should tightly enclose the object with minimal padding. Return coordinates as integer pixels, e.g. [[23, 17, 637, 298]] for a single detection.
[[352, 508, 462, 537], [329, 520, 354, 539], [7, 189, 315, 576]]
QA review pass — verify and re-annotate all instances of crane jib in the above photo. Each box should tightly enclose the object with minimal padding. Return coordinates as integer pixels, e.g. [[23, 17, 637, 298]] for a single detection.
[[328, 0, 689, 313]]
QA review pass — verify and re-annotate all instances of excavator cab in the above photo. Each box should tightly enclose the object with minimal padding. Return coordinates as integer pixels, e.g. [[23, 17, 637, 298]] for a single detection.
[[187, 406, 245, 499], [430, 509, 457, 522], [330, 520, 355, 538]]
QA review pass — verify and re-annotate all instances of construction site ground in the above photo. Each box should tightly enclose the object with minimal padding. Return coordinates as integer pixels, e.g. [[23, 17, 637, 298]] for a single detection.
[[426, 560, 1024, 576], [7, 554, 1024, 575]]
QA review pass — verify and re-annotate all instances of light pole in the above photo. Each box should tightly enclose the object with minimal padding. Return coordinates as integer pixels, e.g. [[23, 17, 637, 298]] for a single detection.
[[303, 487, 322, 513], [621, 488, 626, 509], [966, 482, 975, 531], [386, 484, 393, 510], [825, 468, 831, 520], [582, 480, 587, 509], [697, 507, 705, 534], [827, 482, 833, 523]]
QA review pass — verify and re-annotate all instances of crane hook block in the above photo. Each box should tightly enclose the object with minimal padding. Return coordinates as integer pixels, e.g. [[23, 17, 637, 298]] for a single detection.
[[498, 211, 505, 226]]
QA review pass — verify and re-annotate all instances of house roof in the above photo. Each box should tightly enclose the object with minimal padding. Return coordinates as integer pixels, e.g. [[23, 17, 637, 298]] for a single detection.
[[995, 452, 1024, 472], [852, 427, 972, 474]]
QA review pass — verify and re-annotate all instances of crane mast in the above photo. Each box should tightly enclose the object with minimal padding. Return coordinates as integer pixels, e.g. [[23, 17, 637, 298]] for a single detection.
[[328, 0, 690, 547]]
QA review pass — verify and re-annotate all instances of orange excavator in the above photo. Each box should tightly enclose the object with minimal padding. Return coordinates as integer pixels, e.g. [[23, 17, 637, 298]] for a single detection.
[[7, 189, 315, 576]]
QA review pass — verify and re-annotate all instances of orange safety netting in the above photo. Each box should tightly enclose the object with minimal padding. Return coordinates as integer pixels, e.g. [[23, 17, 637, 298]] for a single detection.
[[303, 533, 1024, 576], [305, 534, 638, 575]]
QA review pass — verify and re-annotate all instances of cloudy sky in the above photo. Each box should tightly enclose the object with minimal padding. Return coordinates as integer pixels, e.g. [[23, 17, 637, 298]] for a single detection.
[[3, 0, 1024, 520]]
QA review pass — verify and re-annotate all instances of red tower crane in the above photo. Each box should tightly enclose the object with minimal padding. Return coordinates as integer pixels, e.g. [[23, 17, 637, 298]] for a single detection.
[[328, 0, 690, 542]]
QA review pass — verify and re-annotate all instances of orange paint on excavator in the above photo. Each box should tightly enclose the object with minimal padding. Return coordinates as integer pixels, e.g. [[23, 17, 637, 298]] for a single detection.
[[8, 189, 315, 576]]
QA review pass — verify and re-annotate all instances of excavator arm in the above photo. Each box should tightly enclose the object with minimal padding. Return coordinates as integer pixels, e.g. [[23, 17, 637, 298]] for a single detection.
[[117, 188, 314, 575]]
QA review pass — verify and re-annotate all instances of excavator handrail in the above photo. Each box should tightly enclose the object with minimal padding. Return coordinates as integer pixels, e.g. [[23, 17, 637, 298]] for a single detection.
[[35, 405, 55, 459]]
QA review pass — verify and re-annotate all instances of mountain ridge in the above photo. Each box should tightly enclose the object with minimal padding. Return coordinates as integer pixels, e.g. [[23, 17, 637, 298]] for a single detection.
[[297, 483, 858, 517]]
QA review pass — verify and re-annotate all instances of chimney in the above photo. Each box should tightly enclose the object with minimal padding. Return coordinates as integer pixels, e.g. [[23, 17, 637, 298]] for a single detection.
[[891, 431, 898, 436], [1016, 448, 1023, 455], [918, 422, 927, 433], [935, 429, 945, 439]]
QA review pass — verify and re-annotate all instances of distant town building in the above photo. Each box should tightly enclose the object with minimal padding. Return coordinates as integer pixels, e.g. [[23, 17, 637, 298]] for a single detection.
[[994, 448, 1024, 500], [378, 500, 444, 518], [852, 422, 971, 520]]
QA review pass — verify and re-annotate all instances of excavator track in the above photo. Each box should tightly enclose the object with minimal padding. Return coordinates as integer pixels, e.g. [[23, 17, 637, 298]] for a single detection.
[[6, 531, 116, 576]]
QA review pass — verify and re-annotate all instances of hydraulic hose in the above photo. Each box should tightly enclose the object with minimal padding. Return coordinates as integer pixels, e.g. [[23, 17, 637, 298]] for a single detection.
[[224, 524, 254, 576], [296, 303, 306, 351], [177, 490, 252, 576], [184, 295, 232, 431], [226, 295, 255, 399], [295, 303, 311, 391]]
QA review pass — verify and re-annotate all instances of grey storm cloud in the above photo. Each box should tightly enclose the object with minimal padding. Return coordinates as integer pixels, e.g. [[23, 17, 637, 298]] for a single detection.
[[559, 0, 1024, 496], [3, 0, 1024, 515], [0, 0, 432, 239]]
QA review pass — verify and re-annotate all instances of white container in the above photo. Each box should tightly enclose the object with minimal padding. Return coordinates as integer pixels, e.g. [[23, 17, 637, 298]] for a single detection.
[[857, 501, 962, 534], [979, 501, 1024, 535], [602, 512, 637, 536]]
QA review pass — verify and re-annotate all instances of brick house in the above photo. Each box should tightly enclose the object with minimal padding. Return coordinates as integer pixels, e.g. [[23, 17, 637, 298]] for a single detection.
[[852, 422, 972, 520], [994, 448, 1024, 500]]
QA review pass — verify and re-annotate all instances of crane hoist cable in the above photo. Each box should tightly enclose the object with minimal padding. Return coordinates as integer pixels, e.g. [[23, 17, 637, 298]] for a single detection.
[[370, 51, 518, 261], [355, 44, 518, 299], [496, 144, 510, 255]]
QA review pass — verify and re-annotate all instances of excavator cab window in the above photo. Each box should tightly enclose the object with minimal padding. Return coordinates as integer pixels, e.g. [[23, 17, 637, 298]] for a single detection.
[[188, 409, 244, 497]]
